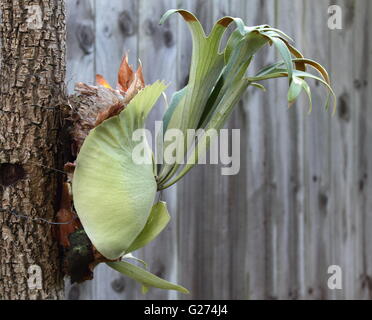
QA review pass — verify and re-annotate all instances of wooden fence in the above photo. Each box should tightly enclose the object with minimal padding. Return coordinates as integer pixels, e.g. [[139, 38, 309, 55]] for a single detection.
[[65, 0, 372, 300]]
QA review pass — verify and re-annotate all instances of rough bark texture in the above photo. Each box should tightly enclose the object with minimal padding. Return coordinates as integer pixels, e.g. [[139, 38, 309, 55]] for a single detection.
[[0, 0, 66, 299]]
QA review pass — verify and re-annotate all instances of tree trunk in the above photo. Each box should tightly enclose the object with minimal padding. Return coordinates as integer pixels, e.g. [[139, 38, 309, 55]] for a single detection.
[[0, 0, 66, 299]]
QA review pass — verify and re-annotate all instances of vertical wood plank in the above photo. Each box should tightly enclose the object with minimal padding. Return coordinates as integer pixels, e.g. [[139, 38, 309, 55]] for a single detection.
[[351, 0, 371, 299], [66, 0, 95, 93], [176, 0, 216, 299], [213, 0, 250, 300], [243, 0, 277, 300], [299, 0, 333, 300], [274, 0, 306, 299], [329, 0, 358, 300], [65, 0, 96, 300], [65, 0, 141, 300], [95, 0, 139, 85], [137, 0, 179, 300], [90, 0, 140, 300]]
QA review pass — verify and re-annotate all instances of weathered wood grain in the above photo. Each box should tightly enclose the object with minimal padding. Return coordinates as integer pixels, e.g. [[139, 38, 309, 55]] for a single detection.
[[242, 0, 277, 300], [65, 0, 96, 300], [298, 0, 332, 300], [88, 0, 141, 301], [175, 0, 217, 300], [213, 0, 250, 300], [329, 0, 359, 300], [354, 0, 372, 300], [66, 0, 95, 93], [136, 0, 179, 300], [271, 0, 304, 299]]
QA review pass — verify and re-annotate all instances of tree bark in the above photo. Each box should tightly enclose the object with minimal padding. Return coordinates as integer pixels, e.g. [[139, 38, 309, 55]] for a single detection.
[[0, 0, 66, 299]]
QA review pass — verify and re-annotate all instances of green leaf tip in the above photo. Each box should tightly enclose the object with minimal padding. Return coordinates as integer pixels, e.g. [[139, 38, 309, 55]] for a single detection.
[[107, 261, 190, 294], [160, 9, 245, 37], [160, 9, 198, 25], [288, 76, 313, 114], [216, 16, 245, 35], [126, 201, 171, 253]]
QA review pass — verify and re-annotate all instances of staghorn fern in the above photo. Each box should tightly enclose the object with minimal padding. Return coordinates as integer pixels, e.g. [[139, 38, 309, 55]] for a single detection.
[[71, 9, 335, 294]]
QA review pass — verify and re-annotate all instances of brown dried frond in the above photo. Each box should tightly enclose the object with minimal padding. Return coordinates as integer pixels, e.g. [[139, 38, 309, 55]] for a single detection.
[[56, 183, 81, 248]]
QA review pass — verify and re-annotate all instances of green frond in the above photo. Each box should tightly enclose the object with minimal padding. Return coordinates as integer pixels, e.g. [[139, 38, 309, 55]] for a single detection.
[[157, 9, 335, 189]]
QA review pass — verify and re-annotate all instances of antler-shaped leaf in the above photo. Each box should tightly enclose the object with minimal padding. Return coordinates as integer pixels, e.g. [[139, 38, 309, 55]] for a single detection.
[[157, 9, 335, 189], [158, 10, 245, 184]]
